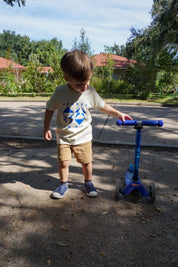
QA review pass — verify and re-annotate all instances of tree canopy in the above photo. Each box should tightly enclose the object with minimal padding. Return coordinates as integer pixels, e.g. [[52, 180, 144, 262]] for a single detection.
[[0, 0, 177, 97], [0, 30, 64, 66], [72, 28, 93, 56], [3, 0, 26, 7]]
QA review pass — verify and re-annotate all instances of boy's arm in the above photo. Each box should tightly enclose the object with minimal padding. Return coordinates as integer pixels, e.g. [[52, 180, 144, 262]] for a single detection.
[[99, 104, 132, 121], [44, 108, 54, 140]]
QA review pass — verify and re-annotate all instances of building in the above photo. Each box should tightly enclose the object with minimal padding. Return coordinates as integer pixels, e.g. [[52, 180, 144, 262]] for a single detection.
[[0, 57, 26, 80], [92, 53, 137, 79]]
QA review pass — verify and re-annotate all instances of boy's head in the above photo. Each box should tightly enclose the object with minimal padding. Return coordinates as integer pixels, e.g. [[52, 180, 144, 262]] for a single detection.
[[60, 50, 93, 83]]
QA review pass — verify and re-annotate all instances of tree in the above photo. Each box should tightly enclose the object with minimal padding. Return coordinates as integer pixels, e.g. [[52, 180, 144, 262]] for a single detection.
[[151, 0, 178, 48], [0, 30, 65, 66], [3, 0, 26, 6], [104, 43, 127, 57], [72, 28, 93, 56], [118, 0, 178, 96], [0, 30, 32, 65]]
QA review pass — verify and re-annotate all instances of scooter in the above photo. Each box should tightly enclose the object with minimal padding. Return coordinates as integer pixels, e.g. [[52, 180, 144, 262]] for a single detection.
[[115, 119, 164, 203]]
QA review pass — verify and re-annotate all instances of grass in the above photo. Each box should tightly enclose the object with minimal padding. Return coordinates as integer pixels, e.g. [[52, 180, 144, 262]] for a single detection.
[[0, 93, 177, 106], [101, 93, 178, 106], [148, 94, 178, 105]]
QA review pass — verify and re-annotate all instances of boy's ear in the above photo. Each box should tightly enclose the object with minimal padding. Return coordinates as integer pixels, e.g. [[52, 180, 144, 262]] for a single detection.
[[63, 74, 69, 82]]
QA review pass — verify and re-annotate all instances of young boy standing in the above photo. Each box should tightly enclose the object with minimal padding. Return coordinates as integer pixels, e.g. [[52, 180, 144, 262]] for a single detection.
[[44, 50, 132, 199]]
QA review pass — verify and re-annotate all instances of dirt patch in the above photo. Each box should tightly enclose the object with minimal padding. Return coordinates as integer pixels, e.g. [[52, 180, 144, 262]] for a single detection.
[[0, 139, 177, 266]]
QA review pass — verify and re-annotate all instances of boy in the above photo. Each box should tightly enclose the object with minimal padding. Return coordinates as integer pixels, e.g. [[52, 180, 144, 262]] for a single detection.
[[44, 50, 132, 199]]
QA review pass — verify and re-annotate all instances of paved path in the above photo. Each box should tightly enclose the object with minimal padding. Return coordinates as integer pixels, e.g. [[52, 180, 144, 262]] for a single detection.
[[0, 101, 178, 266], [0, 101, 178, 147]]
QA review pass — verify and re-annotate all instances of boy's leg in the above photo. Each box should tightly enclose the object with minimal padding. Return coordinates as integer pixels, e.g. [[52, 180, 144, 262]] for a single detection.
[[52, 144, 71, 199], [73, 142, 98, 197], [58, 160, 70, 183], [81, 161, 92, 181], [52, 160, 70, 199]]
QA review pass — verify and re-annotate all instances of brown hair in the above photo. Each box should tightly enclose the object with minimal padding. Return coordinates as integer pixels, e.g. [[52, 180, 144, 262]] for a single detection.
[[60, 50, 93, 82]]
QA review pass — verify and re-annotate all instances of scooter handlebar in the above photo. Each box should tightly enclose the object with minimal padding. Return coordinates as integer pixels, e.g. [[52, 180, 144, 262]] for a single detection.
[[116, 119, 164, 127]]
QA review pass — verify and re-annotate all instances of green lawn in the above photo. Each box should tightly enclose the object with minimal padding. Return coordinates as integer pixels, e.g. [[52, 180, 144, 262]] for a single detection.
[[101, 93, 178, 106], [0, 93, 177, 106]]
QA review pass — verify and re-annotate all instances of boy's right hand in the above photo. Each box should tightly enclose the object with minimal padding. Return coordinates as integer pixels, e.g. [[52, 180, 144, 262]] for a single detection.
[[44, 129, 52, 140]]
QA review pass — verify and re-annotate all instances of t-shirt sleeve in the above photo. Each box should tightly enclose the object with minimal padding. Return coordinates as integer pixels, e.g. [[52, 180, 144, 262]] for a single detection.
[[46, 89, 58, 111], [91, 88, 105, 110]]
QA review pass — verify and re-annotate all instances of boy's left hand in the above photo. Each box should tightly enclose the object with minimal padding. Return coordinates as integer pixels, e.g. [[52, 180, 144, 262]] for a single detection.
[[119, 113, 133, 122]]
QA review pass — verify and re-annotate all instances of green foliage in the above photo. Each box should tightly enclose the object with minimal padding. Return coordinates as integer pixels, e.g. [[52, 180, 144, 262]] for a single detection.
[[22, 54, 54, 94], [0, 68, 23, 95], [93, 53, 115, 94], [91, 76, 131, 95], [0, 30, 67, 96], [44, 44, 66, 87], [151, 0, 178, 47], [3, 0, 25, 7], [72, 28, 94, 56], [104, 0, 178, 98], [124, 64, 155, 99], [104, 44, 127, 57], [0, 14, 177, 99], [0, 30, 64, 66], [156, 71, 177, 93]]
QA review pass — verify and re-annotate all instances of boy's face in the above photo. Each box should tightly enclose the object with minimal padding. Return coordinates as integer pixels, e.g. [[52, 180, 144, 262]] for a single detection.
[[64, 75, 91, 94]]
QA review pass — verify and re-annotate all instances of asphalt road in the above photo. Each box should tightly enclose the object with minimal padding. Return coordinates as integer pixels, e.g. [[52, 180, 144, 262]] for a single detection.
[[0, 101, 178, 147]]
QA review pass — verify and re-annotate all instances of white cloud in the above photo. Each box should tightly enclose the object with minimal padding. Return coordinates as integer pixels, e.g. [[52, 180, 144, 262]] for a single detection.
[[0, 0, 153, 53]]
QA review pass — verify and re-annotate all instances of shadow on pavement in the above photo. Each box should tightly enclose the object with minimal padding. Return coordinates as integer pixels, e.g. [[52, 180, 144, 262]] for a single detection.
[[0, 139, 177, 266]]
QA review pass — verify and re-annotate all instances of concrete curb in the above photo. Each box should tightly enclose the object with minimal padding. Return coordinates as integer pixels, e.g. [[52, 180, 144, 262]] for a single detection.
[[1, 135, 178, 149]]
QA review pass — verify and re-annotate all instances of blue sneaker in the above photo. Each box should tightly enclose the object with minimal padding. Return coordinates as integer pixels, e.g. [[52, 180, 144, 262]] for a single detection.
[[84, 181, 98, 197], [52, 184, 68, 199]]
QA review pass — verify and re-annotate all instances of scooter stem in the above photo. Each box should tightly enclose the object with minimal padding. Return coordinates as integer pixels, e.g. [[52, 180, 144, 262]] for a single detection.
[[133, 124, 142, 181]]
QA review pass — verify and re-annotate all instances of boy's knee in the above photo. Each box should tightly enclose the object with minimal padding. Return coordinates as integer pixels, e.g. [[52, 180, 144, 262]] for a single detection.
[[59, 160, 70, 168], [82, 162, 92, 168]]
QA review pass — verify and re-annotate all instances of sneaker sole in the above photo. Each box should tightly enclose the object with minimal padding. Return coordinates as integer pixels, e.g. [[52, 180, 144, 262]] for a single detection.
[[52, 190, 68, 199], [85, 190, 98, 197]]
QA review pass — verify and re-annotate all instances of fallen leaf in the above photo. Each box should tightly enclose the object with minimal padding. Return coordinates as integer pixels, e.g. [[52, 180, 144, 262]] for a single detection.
[[149, 234, 157, 238], [59, 225, 68, 231], [142, 217, 150, 222], [56, 241, 69, 247], [10, 193, 16, 196], [155, 207, 161, 212], [160, 192, 168, 198]]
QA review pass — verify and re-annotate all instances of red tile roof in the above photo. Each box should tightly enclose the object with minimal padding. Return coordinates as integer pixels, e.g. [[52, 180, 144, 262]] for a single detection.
[[0, 57, 25, 70], [39, 66, 53, 73], [92, 53, 137, 69]]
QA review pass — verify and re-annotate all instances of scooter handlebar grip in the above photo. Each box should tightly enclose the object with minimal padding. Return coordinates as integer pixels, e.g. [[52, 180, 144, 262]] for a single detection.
[[158, 120, 164, 127], [116, 119, 164, 127], [116, 119, 136, 126], [142, 120, 164, 127]]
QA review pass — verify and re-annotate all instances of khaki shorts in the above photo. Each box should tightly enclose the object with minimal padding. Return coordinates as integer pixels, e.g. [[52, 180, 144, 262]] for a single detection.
[[57, 141, 92, 164]]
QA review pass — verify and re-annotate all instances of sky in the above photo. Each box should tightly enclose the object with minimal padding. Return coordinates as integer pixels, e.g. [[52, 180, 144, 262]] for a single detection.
[[0, 0, 154, 54]]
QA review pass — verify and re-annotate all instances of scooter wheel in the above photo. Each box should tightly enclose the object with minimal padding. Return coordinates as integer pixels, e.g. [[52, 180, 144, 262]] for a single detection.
[[115, 187, 124, 201], [149, 183, 156, 203]]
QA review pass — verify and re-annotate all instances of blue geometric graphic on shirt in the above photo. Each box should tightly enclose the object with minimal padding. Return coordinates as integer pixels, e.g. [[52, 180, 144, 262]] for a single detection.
[[74, 107, 86, 125], [63, 103, 87, 127], [63, 106, 74, 124]]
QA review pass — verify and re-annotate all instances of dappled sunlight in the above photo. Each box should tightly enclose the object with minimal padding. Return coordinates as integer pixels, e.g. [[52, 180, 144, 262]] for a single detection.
[[0, 137, 177, 266], [1, 103, 177, 148], [0, 157, 52, 173]]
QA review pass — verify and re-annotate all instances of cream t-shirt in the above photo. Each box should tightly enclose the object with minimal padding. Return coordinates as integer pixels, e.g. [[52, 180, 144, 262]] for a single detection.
[[46, 84, 105, 145]]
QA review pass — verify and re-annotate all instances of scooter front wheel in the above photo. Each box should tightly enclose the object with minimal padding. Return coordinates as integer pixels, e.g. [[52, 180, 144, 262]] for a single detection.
[[149, 183, 156, 203], [115, 186, 124, 201]]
